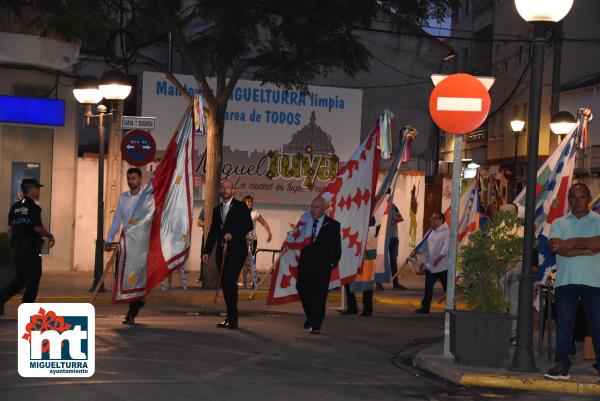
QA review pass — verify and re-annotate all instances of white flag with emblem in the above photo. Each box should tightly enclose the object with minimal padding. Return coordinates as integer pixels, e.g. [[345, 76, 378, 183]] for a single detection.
[[113, 105, 194, 303]]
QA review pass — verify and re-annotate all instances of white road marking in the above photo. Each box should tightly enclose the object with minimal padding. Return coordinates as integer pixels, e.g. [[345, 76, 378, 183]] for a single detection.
[[437, 97, 482, 112]]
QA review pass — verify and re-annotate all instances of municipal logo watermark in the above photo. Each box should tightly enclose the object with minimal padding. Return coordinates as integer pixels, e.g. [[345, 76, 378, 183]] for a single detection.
[[18, 303, 95, 377]]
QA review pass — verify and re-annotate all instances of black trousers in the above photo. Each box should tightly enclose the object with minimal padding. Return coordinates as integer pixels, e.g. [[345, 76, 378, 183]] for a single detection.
[[0, 243, 42, 304], [389, 237, 399, 287], [297, 270, 330, 330], [128, 300, 145, 317], [421, 270, 448, 312], [219, 256, 245, 321], [344, 284, 373, 313]]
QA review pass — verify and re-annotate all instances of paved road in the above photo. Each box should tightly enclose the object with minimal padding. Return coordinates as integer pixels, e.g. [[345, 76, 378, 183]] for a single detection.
[[0, 302, 591, 400]]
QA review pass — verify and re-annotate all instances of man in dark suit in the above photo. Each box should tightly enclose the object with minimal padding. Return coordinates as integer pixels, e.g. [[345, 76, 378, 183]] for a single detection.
[[296, 197, 342, 334], [202, 179, 253, 329]]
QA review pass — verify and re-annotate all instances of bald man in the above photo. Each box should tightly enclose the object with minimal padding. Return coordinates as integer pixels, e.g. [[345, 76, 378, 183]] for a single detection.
[[296, 197, 341, 334], [202, 180, 253, 329]]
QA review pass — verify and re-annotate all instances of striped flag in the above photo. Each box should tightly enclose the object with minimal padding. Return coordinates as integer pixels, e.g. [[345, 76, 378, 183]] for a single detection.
[[443, 177, 481, 246], [514, 114, 587, 280], [372, 125, 417, 283], [193, 95, 207, 135], [456, 177, 481, 243], [113, 106, 195, 303]]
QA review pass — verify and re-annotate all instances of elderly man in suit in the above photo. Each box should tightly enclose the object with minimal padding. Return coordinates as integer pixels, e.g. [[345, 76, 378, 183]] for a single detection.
[[202, 179, 253, 329], [296, 197, 342, 334]]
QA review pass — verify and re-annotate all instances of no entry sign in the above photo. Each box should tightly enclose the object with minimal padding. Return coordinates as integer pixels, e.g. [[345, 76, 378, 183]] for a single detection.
[[121, 129, 157, 166], [429, 74, 491, 135]]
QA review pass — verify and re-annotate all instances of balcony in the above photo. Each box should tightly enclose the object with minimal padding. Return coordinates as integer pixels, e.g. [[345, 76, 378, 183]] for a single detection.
[[0, 8, 80, 71]]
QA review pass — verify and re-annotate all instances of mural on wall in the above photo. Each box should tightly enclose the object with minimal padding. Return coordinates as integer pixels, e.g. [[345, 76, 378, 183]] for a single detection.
[[194, 112, 340, 204], [374, 171, 425, 277], [141, 71, 363, 206]]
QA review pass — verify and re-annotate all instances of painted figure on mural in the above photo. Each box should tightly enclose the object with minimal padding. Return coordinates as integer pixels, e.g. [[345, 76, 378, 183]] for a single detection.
[[409, 183, 419, 249]]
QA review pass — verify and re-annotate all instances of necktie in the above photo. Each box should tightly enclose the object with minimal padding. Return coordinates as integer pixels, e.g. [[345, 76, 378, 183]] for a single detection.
[[222, 202, 229, 222], [312, 220, 319, 243]]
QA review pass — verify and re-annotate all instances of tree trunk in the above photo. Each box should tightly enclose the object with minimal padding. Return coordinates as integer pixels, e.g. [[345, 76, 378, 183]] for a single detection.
[[201, 105, 225, 288]]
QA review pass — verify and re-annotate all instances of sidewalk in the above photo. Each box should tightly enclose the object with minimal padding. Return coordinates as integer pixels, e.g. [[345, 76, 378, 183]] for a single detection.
[[1, 269, 451, 311], [414, 343, 600, 396]]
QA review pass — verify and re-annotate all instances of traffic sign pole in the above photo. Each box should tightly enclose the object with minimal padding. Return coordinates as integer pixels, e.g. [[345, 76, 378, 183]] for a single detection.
[[444, 134, 463, 357], [428, 73, 495, 359]]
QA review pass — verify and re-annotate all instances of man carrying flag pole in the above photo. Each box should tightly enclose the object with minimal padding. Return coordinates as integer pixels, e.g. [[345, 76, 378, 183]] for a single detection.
[[201, 180, 253, 329], [112, 98, 198, 322]]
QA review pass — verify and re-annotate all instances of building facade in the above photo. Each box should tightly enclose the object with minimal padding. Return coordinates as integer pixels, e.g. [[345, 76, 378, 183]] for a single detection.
[[444, 0, 600, 203]]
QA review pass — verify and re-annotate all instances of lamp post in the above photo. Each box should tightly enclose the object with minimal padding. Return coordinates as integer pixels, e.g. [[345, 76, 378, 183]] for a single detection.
[[512, 0, 574, 372], [550, 110, 577, 136], [73, 71, 131, 292], [510, 119, 525, 200]]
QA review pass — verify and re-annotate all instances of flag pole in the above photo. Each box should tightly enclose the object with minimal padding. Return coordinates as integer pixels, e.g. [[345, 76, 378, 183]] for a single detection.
[[89, 247, 117, 304], [213, 242, 228, 303]]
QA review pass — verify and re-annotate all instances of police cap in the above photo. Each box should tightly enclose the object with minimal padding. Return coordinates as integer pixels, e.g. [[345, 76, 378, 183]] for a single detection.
[[21, 178, 44, 192]]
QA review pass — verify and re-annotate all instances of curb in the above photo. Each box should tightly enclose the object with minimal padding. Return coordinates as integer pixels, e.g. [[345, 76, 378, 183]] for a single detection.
[[414, 349, 600, 396], [460, 374, 600, 395]]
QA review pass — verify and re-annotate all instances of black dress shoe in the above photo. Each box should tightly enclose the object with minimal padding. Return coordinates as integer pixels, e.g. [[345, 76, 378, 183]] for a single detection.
[[217, 320, 238, 329], [303, 319, 311, 329], [309, 327, 321, 335], [360, 311, 372, 317], [415, 308, 429, 314], [122, 312, 135, 325], [340, 309, 358, 315]]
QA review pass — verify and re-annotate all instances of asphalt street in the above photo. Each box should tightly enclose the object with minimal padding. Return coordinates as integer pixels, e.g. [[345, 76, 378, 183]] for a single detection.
[[0, 301, 592, 400]]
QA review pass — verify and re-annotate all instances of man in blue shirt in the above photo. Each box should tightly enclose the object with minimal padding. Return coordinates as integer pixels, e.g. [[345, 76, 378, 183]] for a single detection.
[[545, 183, 600, 381]]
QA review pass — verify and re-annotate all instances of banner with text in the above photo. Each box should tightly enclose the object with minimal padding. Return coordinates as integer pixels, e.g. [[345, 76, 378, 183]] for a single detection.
[[141, 71, 362, 205]]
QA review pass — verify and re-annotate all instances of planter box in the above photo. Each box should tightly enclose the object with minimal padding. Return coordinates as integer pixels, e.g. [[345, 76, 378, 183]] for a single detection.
[[450, 310, 512, 367]]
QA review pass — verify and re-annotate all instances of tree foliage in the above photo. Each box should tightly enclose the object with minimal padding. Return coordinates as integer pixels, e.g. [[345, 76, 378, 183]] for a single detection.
[[18, 0, 457, 285], [458, 211, 524, 314]]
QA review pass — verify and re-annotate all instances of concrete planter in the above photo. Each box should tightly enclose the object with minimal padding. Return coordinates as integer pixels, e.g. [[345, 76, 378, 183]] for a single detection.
[[450, 310, 512, 367]]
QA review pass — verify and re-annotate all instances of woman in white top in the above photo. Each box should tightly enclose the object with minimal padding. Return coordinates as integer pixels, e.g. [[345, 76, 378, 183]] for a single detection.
[[240, 195, 272, 288]]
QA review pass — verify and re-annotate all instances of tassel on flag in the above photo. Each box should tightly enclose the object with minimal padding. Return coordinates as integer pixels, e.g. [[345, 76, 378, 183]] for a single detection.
[[378, 110, 394, 160], [193, 94, 207, 135]]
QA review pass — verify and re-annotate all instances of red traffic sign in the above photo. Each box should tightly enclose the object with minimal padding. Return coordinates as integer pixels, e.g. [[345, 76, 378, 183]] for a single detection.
[[121, 129, 156, 166], [429, 73, 491, 135]]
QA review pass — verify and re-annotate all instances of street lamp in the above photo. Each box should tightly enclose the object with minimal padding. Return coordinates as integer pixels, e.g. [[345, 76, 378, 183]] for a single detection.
[[512, 0, 574, 372], [510, 119, 525, 200], [73, 71, 131, 293], [510, 119, 525, 133], [464, 162, 479, 179], [99, 70, 132, 101], [550, 110, 577, 135]]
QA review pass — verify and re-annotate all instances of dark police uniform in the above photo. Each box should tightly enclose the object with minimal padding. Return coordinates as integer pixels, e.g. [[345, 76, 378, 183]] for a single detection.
[[0, 195, 45, 305]]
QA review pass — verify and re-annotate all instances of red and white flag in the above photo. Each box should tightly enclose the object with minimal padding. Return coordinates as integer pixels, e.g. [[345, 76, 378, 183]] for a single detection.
[[267, 123, 381, 304], [113, 106, 195, 303]]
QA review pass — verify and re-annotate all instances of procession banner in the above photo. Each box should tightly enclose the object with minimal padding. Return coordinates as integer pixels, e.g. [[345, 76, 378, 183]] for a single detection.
[[113, 105, 195, 302]]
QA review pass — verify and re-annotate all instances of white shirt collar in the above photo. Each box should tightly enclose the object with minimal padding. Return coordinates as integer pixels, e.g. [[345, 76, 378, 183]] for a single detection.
[[222, 197, 233, 207]]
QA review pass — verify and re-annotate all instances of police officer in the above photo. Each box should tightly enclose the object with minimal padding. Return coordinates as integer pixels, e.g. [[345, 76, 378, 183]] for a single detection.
[[0, 178, 55, 315]]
